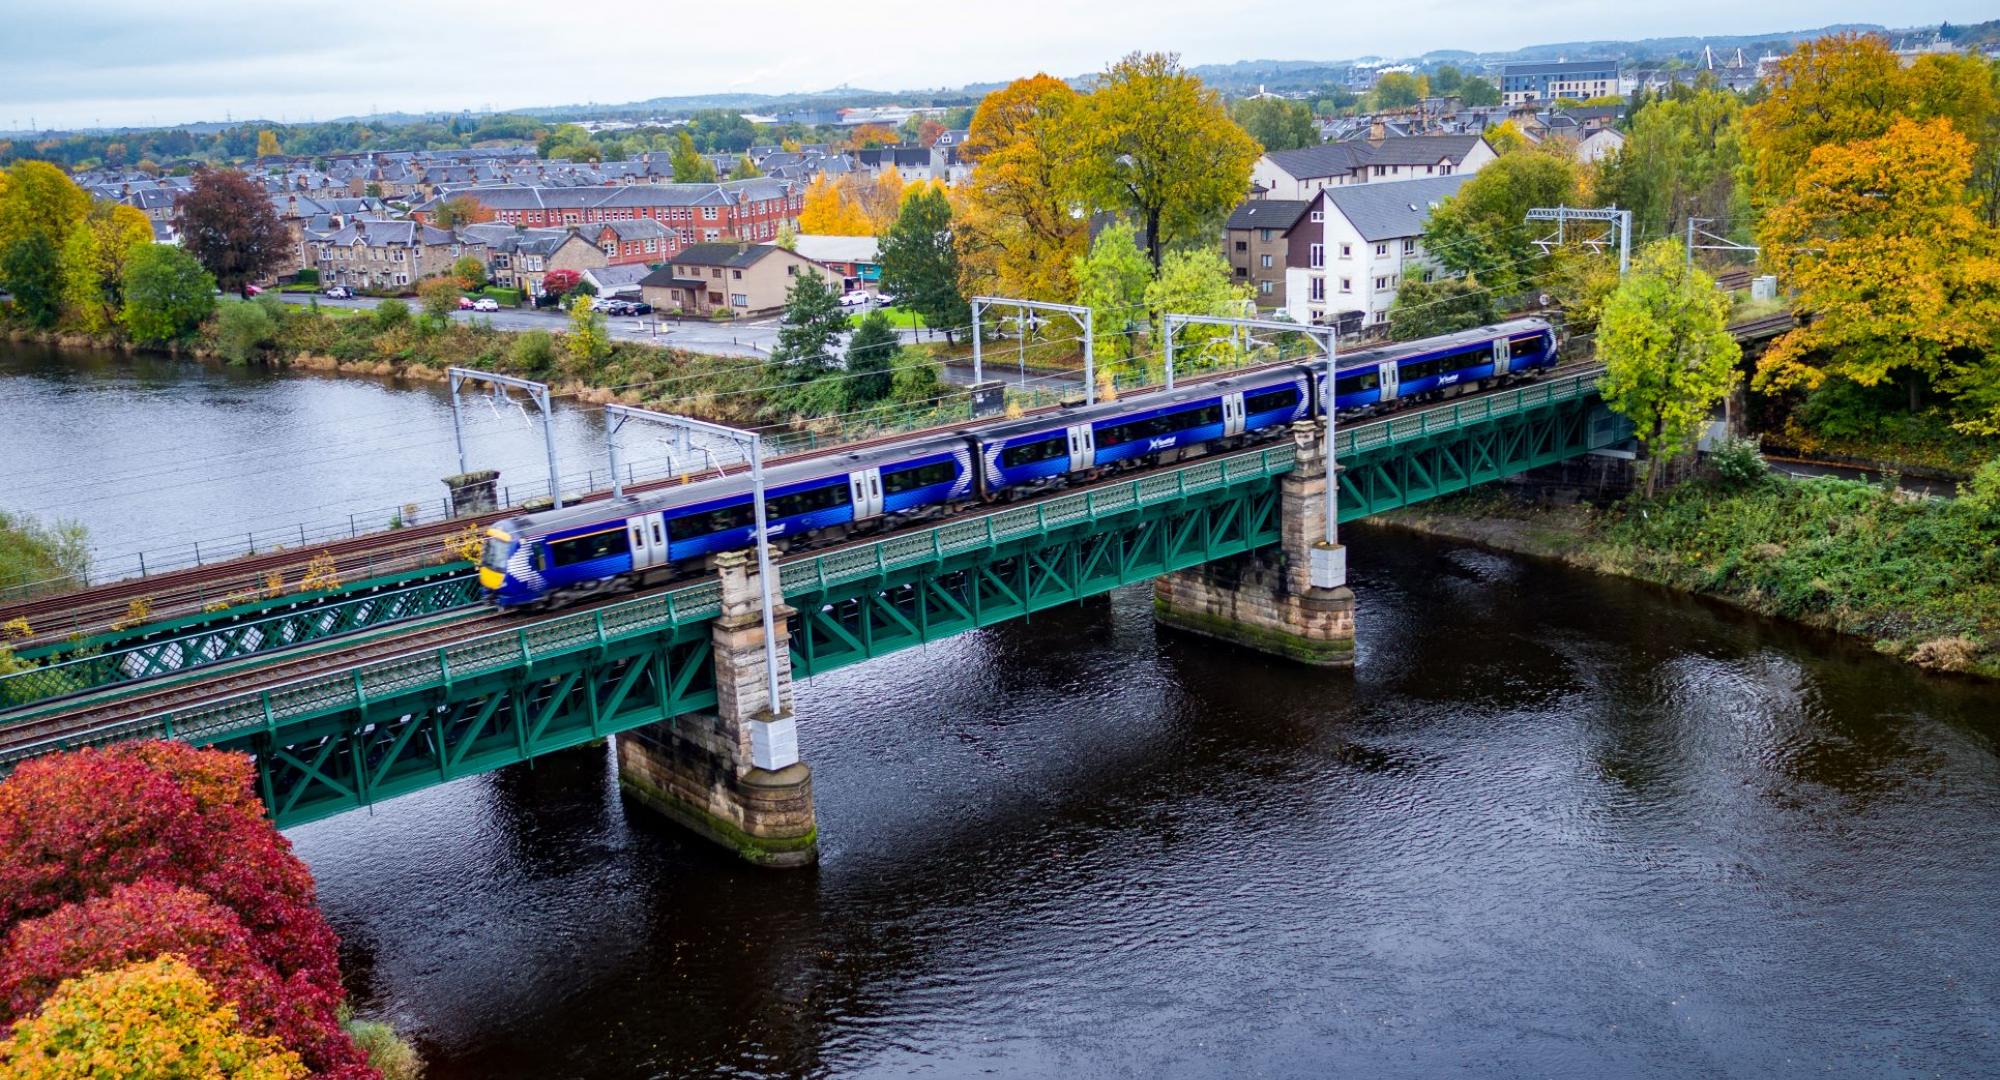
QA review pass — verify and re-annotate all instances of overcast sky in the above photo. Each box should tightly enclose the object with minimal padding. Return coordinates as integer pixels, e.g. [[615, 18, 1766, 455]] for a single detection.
[[5, 0, 1994, 131]]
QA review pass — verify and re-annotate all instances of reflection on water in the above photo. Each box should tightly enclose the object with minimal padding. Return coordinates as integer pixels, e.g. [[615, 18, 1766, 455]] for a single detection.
[[292, 530, 2000, 1079]]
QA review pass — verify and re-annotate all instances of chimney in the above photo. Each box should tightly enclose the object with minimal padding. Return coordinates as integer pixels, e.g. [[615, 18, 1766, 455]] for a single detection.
[[1369, 120, 1385, 143]]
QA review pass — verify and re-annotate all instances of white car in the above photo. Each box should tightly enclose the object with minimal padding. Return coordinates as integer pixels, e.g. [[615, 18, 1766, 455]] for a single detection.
[[472, 297, 500, 312], [839, 291, 873, 310]]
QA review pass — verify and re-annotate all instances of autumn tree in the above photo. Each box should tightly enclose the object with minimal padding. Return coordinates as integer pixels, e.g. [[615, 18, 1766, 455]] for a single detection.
[[120, 244, 215, 343], [735, 153, 762, 179], [799, 174, 874, 236], [917, 119, 947, 147], [431, 195, 489, 228], [1072, 221, 1151, 364], [57, 201, 153, 331], [452, 253, 487, 289], [1421, 141, 1577, 300], [1387, 276, 1496, 340], [1597, 240, 1741, 496], [1232, 97, 1319, 151], [1482, 120, 1529, 156], [877, 184, 964, 341], [417, 275, 462, 324], [1371, 71, 1428, 110], [177, 167, 288, 296], [0, 161, 89, 326], [847, 124, 898, 150], [671, 131, 715, 183], [957, 73, 1089, 299], [1755, 117, 2000, 422], [256, 129, 282, 158], [1075, 52, 1261, 269], [566, 299, 611, 367]]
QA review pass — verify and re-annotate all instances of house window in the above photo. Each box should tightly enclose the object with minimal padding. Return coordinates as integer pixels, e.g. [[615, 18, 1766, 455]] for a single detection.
[[711, 268, 723, 278], [1260, 254, 1273, 269], [1308, 243, 1324, 269], [1340, 243, 1351, 258], [702, 207, 718, 220], [1375, 243, 1387, 256], [732, 269, 742, 279], [786, 265, 798, 276], [1235, 266, 1248, 277], [1375, 276, 1388, 290], [1340, 278, 1352, 293], [601, 242, 616, 257], [731, 293, 748, 308], [1259, 280, 1273, 295], [1235, 240, 1247, 252], [1402, 239, 1417, 255], [1309, 210, 1324, 223], [704, 229, 719, 242], [1259, 228, 1273, 242], [1308, 277, 1325, 301]]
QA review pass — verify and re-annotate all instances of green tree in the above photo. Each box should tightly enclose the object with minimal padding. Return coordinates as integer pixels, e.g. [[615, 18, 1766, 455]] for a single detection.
[[0, 509, 89, 596], [1421, 143, 1577, 299], [845, 311, 899, 405], [213, 298, 277, 362], [1459, 77, 1501, 107], [1372, 71, 1427, 109], [1597, 240, 1741, 496], [769, 272, 846, 378], [371, 297, 410, 331], [889, 348, 943, 405], [1595, 87, 1745, 242], [57, 203, 154, 332], [1142, 247, 1248, 376], [1431, 65, 1465, 96], [876, 185, 965, 343], [1076, 52, 1262, 269], [734, 153, 763, 179], [773, 221, 798, 251], [1232, 97, 1319, 151], [509, 328, 556, 375], [452, 253, 487, 289], [1387, 276, 1496, 340], [565, 300, 610, 367], [1, 234, 62, 327], [417, 276, 461, 325], [119, 244, 215, 343], [671, 131, 716, 183], [1071, 221, 1152, 364]]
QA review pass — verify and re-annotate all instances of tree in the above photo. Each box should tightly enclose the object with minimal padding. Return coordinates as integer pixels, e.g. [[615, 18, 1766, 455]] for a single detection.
[[1431, 65, 1465, 97], [877, 185, 964, 342], [1372, 71, 1428, 110], [0, 510, 89, 597], [417, 276, 462, 325], [773, 221, 798, 251], [0, 956, 306, 1080], [452, 253, 487, 289], [1420, 142, 1578, 300], [1232, 97, 1319, 151], [1387, 276, 1496, 340], [431, 196, 489, 229], [957, 73, 1090, 299], [735, 153, 762, 179], [177, 167, 287, 296], [798, 174, 872, 235], [1071, 221, 1151, 364], [256, 129, 282, 158], [57, 202, 153, 332], [847, 124, 898, 150], [670, 131, 715, 183], [1483, 120, 1529, 156], [1, 233, 61, 327], [1755, 117, 2000, 421], [1594, 87, 1744, 241], [768, 272, 846, 378], [565, 300, 610, 367], [917, 119, 947, 147], [1597, 240, 1741, 496], [540, 268, 582, 302], [0, 882, 369, 1077], [120, 244, 215, 343], [1075, 52, 1261, 270], [1459, 76, 1501, 107], [0, 742, 340, 996], [0, 161, 88, 261], [213, 298, 278, 362], [1142, 247, 1248, 375], [845, 311, 899, 405]]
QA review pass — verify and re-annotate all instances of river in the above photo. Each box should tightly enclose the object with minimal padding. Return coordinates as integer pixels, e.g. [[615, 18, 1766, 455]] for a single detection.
[[7, 345, 1999, 1077]]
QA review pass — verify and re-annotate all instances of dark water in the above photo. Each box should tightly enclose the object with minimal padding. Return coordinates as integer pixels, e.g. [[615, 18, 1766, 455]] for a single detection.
[[294, 532, 2000, 1079], [9, 344, 1999, 1077]]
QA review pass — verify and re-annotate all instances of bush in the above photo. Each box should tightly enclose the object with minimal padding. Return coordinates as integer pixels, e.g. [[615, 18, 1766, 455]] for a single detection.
[[710, 308, 736, 321], [344, 1016, 425, 1080], [213, 300, 278, 363], [0, 509, 89, 596], [293, 268, 318, 286], [510, 329, 556, 375], [1707, 435, 1767, 489], [0, 955, 306, 1080], [372, 298, 411, 331]]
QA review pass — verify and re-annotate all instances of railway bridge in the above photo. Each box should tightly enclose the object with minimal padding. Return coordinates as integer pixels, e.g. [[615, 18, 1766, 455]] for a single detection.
[[1, 368, 1626, 865]]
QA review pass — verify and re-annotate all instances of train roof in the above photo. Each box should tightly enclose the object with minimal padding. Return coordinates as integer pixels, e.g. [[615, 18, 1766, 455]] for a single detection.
[[1345, 317, 1552, 366], [498, 432, 968, 539], [974, 365, 1308, 443]]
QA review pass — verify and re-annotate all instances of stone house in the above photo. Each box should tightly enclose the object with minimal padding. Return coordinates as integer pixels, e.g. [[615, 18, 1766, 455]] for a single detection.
[[308, 219, 484, 292]]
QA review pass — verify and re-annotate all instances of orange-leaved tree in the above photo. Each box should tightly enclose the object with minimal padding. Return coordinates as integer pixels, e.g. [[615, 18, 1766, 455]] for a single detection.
[[957, 73, 1089, 300]]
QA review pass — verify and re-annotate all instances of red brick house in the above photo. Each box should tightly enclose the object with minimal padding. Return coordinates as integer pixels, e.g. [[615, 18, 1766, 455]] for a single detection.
[[413, 179, 802, 246]]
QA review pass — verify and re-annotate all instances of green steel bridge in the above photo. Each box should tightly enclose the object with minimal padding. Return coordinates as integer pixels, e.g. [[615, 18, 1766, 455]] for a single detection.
[[1, 369, 1628, 826]]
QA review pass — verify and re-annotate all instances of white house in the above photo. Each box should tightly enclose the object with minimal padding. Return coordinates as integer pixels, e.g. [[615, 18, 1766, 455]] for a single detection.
[[1251, 134, 1495, 200], [1573, 127, 1626, 164], [1283, 173, 1474, 330]]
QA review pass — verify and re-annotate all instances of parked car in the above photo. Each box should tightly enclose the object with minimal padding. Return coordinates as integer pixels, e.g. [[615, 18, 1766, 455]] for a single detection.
[[599, 299, 633, 316], [244, 284, 264, 297], [472, 297, 501, 312], [457, 296, 476, 310], [323, 286, 352, 299], [839, 291, 872, 310], [627, 301, 652, 315]]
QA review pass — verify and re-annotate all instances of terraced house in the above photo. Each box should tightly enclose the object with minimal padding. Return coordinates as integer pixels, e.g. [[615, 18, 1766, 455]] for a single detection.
[[1249, 133, 1495, 200], [309, 219, 485, 291], [413, 178, 803, 247]]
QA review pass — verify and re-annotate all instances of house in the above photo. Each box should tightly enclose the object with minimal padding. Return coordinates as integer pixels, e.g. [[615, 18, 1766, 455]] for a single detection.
[[574, 218, 678, 265], [790, 234, 880, 289], [638, 243, 835, 316], [1283, 173, 1473, 330], [1572, 127, 1626, 164], [544, 232, 613, 283], [1224, 199, 1314, 308], [1500, 60, 1620, 106], [454, 223, 569, 295], [1250, 135, 1495, 200], [583, 264, 654, 299], [410, 178, 802, 246], [309, 219, 485, 292]]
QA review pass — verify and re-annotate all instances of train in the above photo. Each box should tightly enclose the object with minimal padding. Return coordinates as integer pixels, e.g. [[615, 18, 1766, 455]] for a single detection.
[[477, 318, 1558, 609]]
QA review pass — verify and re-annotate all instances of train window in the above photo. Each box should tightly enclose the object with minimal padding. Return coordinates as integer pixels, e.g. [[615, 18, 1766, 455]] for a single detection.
[[481, 537, 511, 570], [1510, 335, 1543, 359], [548, 527, 631, 567], [1001, 437, 1066, 469], [1101, 405, 1222, 447], [882, 460, 956, 495], [1243, 387, 1298, 414], [1403, 358, 1437, 381], [768, 482, 851, 520], [666, 501, 756, 542]]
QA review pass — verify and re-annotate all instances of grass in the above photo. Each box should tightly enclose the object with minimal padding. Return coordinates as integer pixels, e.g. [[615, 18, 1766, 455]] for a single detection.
[[849, 305, 928, 330]]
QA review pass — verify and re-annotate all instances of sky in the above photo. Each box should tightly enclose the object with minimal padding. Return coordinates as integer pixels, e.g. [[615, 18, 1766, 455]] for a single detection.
[[4, 0, 1996, 131]]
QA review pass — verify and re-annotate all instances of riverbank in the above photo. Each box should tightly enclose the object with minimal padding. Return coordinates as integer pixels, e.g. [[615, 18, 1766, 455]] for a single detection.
[[1382, 465, 2000, 681]]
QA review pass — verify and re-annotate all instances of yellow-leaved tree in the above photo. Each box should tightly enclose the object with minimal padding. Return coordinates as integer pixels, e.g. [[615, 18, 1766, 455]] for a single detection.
[[256, 130, 282, 158], [1755, 116, 2000, 421], [798, 174, 875, 236], [956, 74, 1089, 300]]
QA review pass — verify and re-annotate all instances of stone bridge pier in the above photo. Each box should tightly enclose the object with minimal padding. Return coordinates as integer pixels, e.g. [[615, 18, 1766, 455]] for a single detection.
[[1152, 419, 1356, 666], [617, 551, 818, 867]]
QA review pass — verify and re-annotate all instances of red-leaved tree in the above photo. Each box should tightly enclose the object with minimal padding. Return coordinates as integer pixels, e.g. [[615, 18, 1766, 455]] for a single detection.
[[0, 743, 339, 996], [0, 880, 373, 1077], [541, 268, 581, 300], [176, 166, 289, 296]]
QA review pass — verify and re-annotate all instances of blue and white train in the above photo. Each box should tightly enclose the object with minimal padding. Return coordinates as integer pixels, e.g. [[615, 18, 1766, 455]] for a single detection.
[[477, 318, 1557, 608]]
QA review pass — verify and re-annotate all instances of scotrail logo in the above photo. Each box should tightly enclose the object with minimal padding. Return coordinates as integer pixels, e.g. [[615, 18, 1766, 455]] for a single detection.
[[1148, 436, 1177, 451]]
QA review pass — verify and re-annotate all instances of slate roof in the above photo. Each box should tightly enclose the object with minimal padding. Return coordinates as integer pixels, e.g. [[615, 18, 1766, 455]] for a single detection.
[[1262, 135, 1484, 180], [1319, 174, 1473, 241], [1225, 199, 1313, 232], [654, 243, 786, 270], [791, 234, 879, 264]]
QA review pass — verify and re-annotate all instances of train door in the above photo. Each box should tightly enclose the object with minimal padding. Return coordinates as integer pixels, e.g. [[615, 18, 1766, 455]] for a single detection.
[[1066, 423, 1096, 472], [1378, 361, 1401, 403], [1491, 336, 1512, 377], [1222, 391, 1247, 437], [626, 511, 668, 570], [849, 468, 884, 521]]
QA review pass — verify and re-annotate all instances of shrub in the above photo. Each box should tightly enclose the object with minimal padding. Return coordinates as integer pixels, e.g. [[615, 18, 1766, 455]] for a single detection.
[[213, 300, 278, 363], [1707, 435, 1767, 489], [372, 298, 410, 332], [293, 268, 319, 286], [344, 1016, 424, 1080], [0, 955, 306, 1080], [510, 329, 556, 375]]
